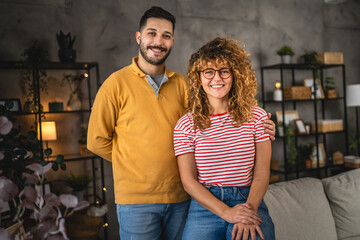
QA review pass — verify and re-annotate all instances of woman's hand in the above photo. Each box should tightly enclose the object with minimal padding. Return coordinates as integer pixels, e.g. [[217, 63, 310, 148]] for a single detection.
[[231, 222, 264, 240], [222, 203, 262, 225], [264, 113, 276, 141]]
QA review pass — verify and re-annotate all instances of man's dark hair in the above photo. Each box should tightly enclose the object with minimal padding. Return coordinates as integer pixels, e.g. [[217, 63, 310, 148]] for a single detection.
[[139, 6, 176, 32]]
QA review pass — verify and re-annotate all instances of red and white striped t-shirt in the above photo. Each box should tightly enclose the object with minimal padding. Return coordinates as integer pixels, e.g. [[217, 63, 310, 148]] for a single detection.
[[173, 106, 270, 187]]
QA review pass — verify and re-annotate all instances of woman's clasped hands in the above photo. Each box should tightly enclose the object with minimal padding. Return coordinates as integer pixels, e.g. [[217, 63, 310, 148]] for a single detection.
[[222, 203, 264, 240]]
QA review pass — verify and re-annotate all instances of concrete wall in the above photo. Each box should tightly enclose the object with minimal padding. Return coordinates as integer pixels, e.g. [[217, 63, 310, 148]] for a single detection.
[[1, 0, 359, 239]]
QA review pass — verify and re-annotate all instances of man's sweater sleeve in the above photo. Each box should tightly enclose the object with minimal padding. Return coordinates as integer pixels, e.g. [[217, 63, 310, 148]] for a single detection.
[[87, 84, 117, 162]]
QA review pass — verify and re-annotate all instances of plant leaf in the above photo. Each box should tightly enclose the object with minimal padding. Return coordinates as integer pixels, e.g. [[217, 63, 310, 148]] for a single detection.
[[59, 194, 78, 208], [0, 176, 19, 201], [60, 163, 66, 170], [44, 148, 52, 156], [74, 200, 90, 211], [0, 116, 13, 135], [23, 172, 39, 184], [52, 163, 59, 171], [0, 227, 13, 240]]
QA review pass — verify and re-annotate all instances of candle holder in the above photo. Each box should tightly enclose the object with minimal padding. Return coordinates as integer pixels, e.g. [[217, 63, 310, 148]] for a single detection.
[[273, 81, 282, 101]]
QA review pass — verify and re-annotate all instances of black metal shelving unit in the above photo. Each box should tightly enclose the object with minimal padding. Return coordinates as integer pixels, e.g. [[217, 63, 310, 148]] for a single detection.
[[0, 61, 107, 239], [261, 63, 348, 181]]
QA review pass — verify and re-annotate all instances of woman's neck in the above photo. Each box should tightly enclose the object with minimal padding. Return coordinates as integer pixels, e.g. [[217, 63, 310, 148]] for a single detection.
[[209, 99, 228, 115]]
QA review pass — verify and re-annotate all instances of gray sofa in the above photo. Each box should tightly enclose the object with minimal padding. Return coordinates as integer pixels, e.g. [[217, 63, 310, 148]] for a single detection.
[[264, 168, 360, 240]]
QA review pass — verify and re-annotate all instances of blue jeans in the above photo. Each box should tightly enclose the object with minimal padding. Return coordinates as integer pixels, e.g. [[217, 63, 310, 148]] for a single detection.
[[182, 186, 275, 240], [116, 200, 190, 240]]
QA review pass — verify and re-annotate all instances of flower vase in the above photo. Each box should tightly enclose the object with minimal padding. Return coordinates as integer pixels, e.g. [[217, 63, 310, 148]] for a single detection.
[[67, 92, 82, 111]]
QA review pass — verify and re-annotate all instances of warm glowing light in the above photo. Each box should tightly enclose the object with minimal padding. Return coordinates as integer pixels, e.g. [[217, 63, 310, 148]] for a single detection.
[[38, 121, 57, 141], [84, 73, 89, 78], [275, 81, 281, 89], [103, 223, 109, 228], [103, 187, 107, 192], [96, 201, 100, 204]]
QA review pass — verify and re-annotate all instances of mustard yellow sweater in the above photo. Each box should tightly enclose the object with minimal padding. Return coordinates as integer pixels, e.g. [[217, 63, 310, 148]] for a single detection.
[[87, 57, 189, 204]]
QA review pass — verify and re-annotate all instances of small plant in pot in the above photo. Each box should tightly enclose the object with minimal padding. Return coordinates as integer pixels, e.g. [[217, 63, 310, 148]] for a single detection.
[[325, 76, 337, 98], [297, 143, 314, 169], [78, 123, 89, 156], [63, 172, 92, 201], [21, 41, 51, 113], [276, 45, 295, 64], [56, 30, 76, 62]]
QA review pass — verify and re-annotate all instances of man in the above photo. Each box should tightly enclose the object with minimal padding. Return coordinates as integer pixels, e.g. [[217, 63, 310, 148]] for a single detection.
[[87, 6, 276, 240]]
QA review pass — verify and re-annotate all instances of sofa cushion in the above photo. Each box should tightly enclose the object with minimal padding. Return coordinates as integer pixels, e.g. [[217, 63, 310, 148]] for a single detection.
[[264, 177, 337, 240], [322, 169, 360, 240]]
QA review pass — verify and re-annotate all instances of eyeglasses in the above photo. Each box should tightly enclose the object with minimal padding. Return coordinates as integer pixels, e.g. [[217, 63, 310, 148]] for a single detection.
[[199, 68, 232, 80]]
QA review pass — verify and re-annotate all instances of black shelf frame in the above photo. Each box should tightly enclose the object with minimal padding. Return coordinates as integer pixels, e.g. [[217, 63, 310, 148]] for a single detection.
[[260, 63, 348, 181], [0, 60, 107, 239]]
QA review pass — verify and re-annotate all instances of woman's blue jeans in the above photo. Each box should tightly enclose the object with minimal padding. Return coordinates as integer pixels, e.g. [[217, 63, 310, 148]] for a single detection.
[[182, 186, 275, 240]]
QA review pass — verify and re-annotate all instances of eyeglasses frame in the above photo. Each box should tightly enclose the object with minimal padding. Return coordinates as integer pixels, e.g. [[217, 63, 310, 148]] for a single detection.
[[198, 68, 232, 80]]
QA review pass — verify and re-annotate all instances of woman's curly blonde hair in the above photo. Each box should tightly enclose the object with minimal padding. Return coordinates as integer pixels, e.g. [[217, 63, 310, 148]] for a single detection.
[[187, 37, 258, 130]]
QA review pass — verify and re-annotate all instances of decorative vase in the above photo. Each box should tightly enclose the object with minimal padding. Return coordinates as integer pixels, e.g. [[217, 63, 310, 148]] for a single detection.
[[281, 55, 291, 64], [58, 48, 76, 62], [67, 92, 82, 111]]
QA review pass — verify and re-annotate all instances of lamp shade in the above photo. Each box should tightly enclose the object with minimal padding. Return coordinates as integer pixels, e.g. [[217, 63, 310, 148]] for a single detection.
[[346, 84, 360, 107], [38, 121, 57, 141]]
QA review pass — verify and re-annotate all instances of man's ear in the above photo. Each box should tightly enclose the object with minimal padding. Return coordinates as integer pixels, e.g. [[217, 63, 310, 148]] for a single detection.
[[135, 31, 141, 45]]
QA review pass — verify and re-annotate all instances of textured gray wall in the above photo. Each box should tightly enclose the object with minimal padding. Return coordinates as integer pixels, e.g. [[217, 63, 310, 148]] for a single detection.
[[1, 0, 360, 239]]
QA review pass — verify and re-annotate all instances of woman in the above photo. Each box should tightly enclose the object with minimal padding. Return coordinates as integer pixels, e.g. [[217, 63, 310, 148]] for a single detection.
[[174, 37, 275, 240]]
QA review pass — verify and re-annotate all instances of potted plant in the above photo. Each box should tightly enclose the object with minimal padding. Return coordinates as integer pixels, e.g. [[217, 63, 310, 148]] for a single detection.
[[276, 45, 295, 64], [0, 163, 89, 240], [297, 143, 314, 169], [56, 30, 77, 62], [63, 172, 92, 201], [0, 105, 80, 240], [300, 50, 319, 65], [285, 124, 297, 171], [325, 76, 337, 98], [21, 41, 51, 113], [0, 104, 65, 190], [78, 123, 89, 156]]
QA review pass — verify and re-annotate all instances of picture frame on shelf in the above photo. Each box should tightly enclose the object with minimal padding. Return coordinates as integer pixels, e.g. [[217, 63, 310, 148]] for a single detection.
[[303, 78, 325, 99], [276, 110, 299, 126], [310, 143, 326, 167], [294, 118, 307, 134], [0, 98, 21, 112]]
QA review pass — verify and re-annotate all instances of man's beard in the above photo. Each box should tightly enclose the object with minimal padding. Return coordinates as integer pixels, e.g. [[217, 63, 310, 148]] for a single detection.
[[139, 40, 172, 65]]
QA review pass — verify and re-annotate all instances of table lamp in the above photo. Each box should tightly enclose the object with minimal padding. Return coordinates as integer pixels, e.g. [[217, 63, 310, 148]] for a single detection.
[[38, 121, 57, 149], [346, 84, 360, 155]]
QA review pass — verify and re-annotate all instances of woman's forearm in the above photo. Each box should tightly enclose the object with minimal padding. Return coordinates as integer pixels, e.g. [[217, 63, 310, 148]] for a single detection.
[[246, 140, 271, 212]]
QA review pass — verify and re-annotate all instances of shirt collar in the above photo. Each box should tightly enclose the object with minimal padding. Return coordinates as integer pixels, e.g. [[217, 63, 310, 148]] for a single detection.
[[130, 57, 176, 78]]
